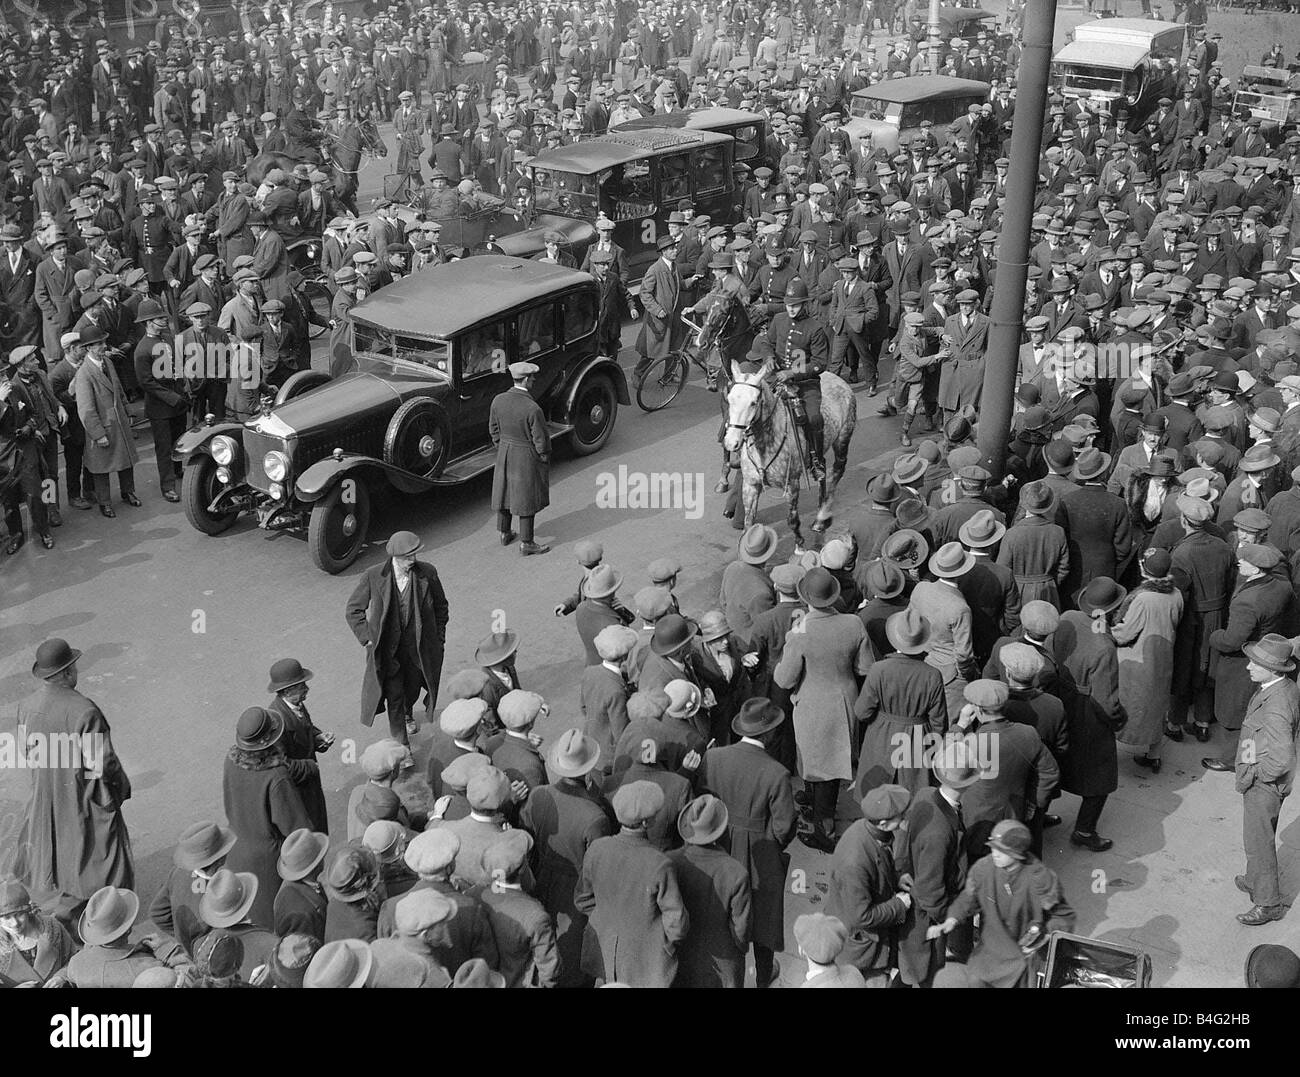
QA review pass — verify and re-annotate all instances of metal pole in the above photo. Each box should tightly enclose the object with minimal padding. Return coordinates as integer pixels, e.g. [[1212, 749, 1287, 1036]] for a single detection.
[[976, 0, 1058, 479], [928, 0, 942, 75]]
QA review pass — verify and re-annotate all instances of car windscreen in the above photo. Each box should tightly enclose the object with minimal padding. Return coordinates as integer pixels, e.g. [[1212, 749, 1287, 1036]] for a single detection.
[[1058, 64, 1126, 95], [533, 168, 605, 217], [393, 335, 451, 377]]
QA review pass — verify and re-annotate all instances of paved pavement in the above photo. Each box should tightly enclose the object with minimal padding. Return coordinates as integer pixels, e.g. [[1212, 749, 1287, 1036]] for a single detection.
[[4, 10, 1300, 984]]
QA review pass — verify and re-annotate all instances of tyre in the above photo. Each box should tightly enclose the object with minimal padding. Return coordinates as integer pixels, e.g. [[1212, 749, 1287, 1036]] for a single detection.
[[274, 369, 331, 405], [635, 354, 687, 412], [308, 480, 371, 573], [182, 454, 240, 535], [569, 372, 618, 455], [384, 398, 450, 479]]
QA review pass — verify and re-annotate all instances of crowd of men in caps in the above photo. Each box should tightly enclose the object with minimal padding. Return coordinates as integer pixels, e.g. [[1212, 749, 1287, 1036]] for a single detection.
[[5, 2, 1300, 990]]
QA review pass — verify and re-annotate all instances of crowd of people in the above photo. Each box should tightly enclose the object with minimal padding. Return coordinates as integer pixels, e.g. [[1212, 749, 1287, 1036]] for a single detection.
[[5, 0, 1300, 990]]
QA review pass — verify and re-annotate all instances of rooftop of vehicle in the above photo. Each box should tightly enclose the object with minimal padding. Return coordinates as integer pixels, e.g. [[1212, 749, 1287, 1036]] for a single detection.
[[851, 76, 991, 104], [530, 127, 732, 174]]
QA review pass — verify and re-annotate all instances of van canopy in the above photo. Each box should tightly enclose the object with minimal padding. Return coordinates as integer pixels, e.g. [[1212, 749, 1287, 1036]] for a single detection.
[[1054, 40, 1151, 72]]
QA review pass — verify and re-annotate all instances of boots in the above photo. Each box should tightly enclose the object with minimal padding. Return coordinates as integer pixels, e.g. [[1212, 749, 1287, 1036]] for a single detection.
[[900, 410, 913, 447]]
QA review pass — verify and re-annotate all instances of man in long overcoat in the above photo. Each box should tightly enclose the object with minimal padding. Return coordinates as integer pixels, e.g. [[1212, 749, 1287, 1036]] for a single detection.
[[14, 639, 134, 906], [698, 699, 797, 988], [345, 530, 450, 743], [1058, 448, 1133, 603], [73, 325, 139, 514], [265, 658, 334, 834], [574, 780, 690, 987], [489, 360, 551, 556]]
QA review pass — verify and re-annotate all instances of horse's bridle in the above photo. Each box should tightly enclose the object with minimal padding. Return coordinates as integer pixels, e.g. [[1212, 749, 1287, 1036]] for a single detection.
[[726, 379, 764, 437]]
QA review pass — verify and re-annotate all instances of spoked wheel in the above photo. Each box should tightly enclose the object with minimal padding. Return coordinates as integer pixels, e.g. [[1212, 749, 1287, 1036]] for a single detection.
[[635, 353, 688, 412]]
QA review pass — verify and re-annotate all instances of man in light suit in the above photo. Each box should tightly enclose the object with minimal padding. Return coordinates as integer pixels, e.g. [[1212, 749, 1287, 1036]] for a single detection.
[[635, 234, 681, 378], [826, 256, 878, 389]]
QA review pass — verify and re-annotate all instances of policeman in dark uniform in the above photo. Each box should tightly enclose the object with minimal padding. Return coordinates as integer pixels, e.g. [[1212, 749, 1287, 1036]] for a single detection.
[[748, 238, 798, 328], [765, 279, 829, 480]]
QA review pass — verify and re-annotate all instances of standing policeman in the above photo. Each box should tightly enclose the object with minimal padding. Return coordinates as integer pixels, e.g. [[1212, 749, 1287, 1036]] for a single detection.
[[490, 361, 551, 556]]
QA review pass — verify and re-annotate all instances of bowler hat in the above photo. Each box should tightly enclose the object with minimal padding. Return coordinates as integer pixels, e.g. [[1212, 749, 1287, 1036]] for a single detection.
[[650, 614, 696, 656], [174, 821, 237, 871], [731, 697, 785, 738], [678, 794, 729, 845], [1078, 577, 1127, 616], [474, 631, 519, 666], [277, 828, 330, 881], [78, 886, 140, 945], [1243, 633, 1296, 675], [267, 657, 313, 693], [31, 638, 81, 679], [235, 706, 283, 751], [1245, 944, 1300, 989], [199, 868, 260, 928]]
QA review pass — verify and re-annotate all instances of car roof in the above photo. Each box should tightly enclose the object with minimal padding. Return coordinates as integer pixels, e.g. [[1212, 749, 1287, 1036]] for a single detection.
[[1070, 17, 1184, 46], [531, 127, 732, 174], [852, 76, 991, 104], [611, 108, 765, 133], [938, 5, 997, 26], [1054, 40, 1151, 71], [350, 256, 592, 338]]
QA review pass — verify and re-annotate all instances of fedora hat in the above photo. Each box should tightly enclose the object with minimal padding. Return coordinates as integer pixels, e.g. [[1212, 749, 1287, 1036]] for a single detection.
[[797, 566, 841, 608], [1243, 633, 1297, 675], [549, 728, 601, 778], [895, 497, 933, 532], [932, 737, 981, 788], [78, 886, 140, 945], [235, 706, 283, 751], [886, 609, 931, 655], [739, 523, 778, 564], [1071, 447, 1111, 482], [174, 821, 237, 871], [323, 845, 379, 903], [650, 614, 696, 656], [1078, 577, 1127, 616], [31, 638, 82, 679], [199, 868, 260, 929], [866, 473, 901, 504], [1019, 480, 1057, 516], [863, 558, 906, 600], [385, 530, 423, 556], [305, 938, 373, 989], [1239, 445, 1281, 473], [277, 827, 330, 881], [892, 453, 928, 487], [678, 794, 730, 845], [267, 657, 313, 693], [881, 528, 929, 570], [929, 541, 974, 579], [584, 564, 622, 598], [732, 697, 784, 738], [958, 509, 1006, 549], [474, 630, 519, 666]]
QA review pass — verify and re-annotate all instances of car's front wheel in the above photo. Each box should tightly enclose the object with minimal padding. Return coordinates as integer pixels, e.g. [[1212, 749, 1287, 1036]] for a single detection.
[[182, 454, 240, 535], [569, 372, 618, 456], [308, 480, 371, 573]]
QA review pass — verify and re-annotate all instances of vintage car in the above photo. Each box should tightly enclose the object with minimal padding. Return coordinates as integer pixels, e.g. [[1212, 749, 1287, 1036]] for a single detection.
[[1051, 18, 1184, 122], [488, 126, 747, 281], [174, 256, 628, 573], [1234, 66, 1300, 139], [935, 5, 1012, 53], [610, 107, 769, 167], [844, 76, 991, 154]]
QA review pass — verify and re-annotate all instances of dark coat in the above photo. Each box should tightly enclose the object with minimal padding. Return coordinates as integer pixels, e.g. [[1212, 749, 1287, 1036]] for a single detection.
[[1168, 528, 1235, 691], [344, 559, 450, 727], [221, 750, 312, 929], [13, 681, 133, 901], [266, 696, 329, 833], [574, 828, 690, 987], [603, 762, 692, 852], [718, 559, 777, 645], [490, 732, 548, 792], [1059, 484, 1133, 602], [1004, 687, 1070, 768], [579, 663, 629, 761], [828, 819, 909, 974], [574, 598, 625, 666], [853, 653, 946, 797], [957, 559, 1022, 666], [958, 718, 1060, 850], [895, 786, 964, 985], [471, 883, 561, 987], [1209, 575, 1300, 730], [490, 385, 551, 517], [518, 778, 614, 986], [1052, 612, 1125, 798], [666, 842, 752, 988], [272, 878, 327, 940], [996, 515, 1069, 610], [698, 740, 797, 950], [376, 878, 500, 971], [146, 864, 207, 948]]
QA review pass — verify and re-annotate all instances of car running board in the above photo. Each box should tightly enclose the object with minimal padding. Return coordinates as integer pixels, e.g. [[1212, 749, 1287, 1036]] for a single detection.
[[427, 422, 573, 486]]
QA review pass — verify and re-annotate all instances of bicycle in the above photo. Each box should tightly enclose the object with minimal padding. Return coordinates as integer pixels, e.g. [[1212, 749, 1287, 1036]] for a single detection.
[[634, 313, 733, 411]]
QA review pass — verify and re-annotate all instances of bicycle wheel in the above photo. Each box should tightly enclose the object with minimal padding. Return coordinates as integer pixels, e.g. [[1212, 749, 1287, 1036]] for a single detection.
[[636, 353, 689, 411]]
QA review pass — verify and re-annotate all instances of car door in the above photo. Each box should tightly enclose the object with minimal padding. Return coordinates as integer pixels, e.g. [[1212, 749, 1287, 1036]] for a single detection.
[[453, 317, 512, 452]]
